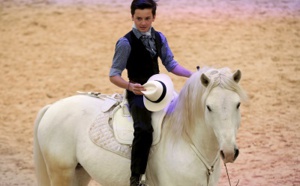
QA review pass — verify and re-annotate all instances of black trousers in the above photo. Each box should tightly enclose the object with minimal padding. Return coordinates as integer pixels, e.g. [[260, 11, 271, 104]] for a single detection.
[[127, 90, 153, 175]]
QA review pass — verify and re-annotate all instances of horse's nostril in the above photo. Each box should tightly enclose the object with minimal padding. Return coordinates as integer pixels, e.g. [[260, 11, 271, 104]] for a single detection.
[[234, 148, 239, 160], [220, 150, 225, 160]]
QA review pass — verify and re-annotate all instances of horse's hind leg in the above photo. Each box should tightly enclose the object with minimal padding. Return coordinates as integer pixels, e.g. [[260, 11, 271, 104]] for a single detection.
[[47, 166, 75, 186], [43, 156, 77, 186], [45, 162, 91, 186], [75, 164, 92, 186]]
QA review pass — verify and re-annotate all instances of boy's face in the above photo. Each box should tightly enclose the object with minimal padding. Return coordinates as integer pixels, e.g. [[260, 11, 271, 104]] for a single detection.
[[132, 8, 155, 33]]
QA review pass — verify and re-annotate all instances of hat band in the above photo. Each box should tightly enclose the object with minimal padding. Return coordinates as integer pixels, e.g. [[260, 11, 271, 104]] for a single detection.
[[145, 80, 166, 103]]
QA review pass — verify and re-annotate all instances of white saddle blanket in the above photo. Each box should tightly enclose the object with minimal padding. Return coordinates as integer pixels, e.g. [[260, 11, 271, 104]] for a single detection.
[[89, 111, 132, 158], [87, 92, 166, 158]]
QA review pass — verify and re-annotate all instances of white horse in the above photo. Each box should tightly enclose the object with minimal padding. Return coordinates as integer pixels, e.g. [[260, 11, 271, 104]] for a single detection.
[[34, 67, 247, 186]]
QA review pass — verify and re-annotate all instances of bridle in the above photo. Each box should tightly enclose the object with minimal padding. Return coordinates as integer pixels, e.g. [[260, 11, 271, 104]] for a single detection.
[[189, 143, 220, 185], [189, 142, 239, 186]]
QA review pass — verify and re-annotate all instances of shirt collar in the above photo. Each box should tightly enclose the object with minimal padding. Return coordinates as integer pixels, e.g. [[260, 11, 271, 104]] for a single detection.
[[132, 24, 155, 39]]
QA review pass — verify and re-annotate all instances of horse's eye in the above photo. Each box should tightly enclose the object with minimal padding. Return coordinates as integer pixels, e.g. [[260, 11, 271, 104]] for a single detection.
[[237, 102, 241, 109], [207, 105, 212, 112]]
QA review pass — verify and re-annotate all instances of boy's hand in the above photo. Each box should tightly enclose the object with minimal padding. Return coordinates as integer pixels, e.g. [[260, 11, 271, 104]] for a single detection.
[[130, 83, 146, 95]]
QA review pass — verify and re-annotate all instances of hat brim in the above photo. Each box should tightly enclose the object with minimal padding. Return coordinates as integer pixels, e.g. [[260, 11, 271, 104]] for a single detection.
[[142, 74, 174, 112]]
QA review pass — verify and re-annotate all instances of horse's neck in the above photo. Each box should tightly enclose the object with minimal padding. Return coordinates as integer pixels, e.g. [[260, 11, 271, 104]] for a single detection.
[[189, 120, 219, 164]]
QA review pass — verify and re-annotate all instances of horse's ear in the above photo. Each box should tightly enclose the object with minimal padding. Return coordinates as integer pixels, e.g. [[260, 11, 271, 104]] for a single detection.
[[201, 73, 210, 87], [233, 70, 241, 83]]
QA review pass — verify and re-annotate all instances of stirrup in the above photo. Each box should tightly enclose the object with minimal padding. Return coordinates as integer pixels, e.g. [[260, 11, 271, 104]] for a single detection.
[[139, 181, 148, 186], [139, 174, 148, 186]]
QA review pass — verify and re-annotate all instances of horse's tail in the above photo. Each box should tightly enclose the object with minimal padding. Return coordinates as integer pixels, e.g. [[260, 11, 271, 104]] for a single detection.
[[33, 105, 51, 186]]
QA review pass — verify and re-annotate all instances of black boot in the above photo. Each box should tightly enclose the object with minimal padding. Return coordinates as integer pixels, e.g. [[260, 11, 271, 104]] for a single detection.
[[130, 175, 141, 186]]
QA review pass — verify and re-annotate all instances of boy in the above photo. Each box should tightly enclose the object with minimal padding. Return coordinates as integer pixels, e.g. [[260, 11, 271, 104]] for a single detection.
[[109, 0, 192, 185]]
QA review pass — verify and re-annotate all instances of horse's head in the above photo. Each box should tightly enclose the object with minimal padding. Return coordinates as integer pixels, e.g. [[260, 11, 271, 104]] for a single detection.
[[201, 68, 247, 163]]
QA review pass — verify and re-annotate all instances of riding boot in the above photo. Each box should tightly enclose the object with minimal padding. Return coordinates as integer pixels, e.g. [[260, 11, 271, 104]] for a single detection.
[[130, 174, 141, 186]]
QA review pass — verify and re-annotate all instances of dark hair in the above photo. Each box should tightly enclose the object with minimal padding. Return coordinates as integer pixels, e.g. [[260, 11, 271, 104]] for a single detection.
[[130, 0, 158, 16]]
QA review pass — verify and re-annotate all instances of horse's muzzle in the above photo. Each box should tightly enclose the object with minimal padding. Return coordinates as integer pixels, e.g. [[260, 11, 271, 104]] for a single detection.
[[220, 148, 239, 163]]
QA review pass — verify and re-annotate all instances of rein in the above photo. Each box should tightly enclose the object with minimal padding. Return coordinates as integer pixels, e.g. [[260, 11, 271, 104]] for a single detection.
[[224, 163, 240, 186]]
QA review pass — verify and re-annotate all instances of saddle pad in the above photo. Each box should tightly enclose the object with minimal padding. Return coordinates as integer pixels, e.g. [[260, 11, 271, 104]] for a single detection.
[[89, 111, 132, 159], [87, 92, 167, 159], [89, 107, 166, 159], [112, 106, 166, 145]]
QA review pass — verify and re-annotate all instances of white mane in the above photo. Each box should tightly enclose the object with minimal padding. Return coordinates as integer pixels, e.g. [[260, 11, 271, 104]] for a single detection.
[[166, 66, 247, 143]]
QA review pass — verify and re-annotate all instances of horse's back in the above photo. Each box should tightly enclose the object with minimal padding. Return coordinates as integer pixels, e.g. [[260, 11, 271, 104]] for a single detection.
[[40, 94, 102, 124], [44, 94, 102, 117]]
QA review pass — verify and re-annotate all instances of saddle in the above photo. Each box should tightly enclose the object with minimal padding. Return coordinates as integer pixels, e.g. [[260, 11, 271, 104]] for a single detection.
[[103, 92, 166, 145], [79, 91, 166, 158]]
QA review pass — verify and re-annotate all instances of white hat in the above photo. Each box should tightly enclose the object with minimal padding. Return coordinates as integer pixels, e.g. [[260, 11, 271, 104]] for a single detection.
[[142, 74, 174, 112]]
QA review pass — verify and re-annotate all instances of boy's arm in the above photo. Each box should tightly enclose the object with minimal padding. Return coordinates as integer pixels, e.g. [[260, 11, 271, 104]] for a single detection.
[[171, 64, 192, 78], [109, 75, 130, 90], [157, 32, 192, 78], [109, 76, 145, 95]]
